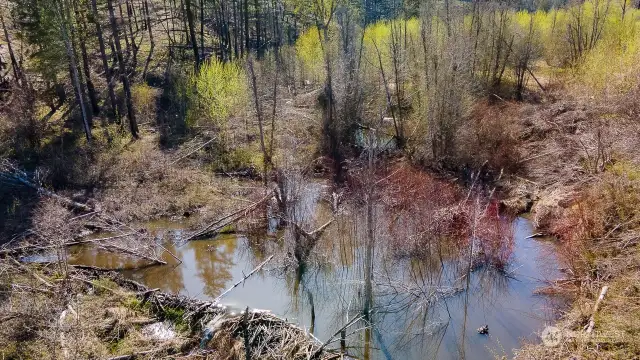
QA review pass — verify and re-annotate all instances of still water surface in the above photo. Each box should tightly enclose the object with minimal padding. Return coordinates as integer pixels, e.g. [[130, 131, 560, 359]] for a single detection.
[[65, 209, 561, 360]]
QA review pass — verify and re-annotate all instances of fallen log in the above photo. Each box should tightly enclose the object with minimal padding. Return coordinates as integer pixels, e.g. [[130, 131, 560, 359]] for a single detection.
[[585, 285, 609, 334], [99, 243, 167, 265], [184, 192, 272, 241]]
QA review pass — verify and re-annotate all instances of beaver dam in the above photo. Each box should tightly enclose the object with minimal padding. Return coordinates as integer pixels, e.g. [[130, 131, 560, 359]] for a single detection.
[[2, 165, 566, 360]]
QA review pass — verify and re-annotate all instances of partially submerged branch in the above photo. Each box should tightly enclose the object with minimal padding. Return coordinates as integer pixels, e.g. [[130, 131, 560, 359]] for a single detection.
[[184, 192, 273, 241]]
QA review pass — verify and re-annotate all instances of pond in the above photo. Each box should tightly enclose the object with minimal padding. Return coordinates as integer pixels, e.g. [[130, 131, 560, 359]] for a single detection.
[[61, 181, 563, 360]]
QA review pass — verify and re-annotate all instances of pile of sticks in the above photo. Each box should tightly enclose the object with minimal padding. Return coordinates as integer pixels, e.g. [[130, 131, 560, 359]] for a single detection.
[[212, 311, 341, 360]]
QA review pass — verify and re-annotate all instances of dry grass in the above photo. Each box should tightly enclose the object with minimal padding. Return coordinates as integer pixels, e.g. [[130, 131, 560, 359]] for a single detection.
[[0, 263, 340, 360], [85, 131, 265, 224], [508, 90, 640, 359], [0, 265, 184, 359]]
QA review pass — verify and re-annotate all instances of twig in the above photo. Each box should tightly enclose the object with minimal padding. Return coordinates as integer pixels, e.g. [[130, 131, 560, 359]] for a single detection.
[[311, 314, 367, 359], [525, 233, 544, 239], [9, 257, 53, 288], [243, 306, 252, 360], [213, 255, 274, 304], [168, 137, 216, 166], [157, 243, 182, 264], [585, 285, 609, 334]]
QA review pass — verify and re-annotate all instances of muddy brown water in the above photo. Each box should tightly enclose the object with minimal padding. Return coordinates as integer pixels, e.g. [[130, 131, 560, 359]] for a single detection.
[[35, 183, 564, 360]]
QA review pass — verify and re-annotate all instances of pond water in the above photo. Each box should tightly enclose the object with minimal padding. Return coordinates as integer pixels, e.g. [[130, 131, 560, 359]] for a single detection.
[[62, 183, 562, 360]]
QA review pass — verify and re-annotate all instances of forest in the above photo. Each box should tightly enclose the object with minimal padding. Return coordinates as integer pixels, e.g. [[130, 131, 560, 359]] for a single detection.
[[1, 0, 640, 358]]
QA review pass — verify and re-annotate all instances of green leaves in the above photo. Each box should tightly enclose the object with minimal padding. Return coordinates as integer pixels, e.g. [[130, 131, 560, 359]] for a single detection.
[[187, 59, 248, 131]]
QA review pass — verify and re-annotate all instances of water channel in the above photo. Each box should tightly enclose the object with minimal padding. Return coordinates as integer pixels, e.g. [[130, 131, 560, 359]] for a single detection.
[[58, 181, 562, 360]]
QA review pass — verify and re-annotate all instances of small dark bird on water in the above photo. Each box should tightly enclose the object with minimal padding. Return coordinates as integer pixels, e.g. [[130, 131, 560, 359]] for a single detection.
[[477, 325, 489, 335]]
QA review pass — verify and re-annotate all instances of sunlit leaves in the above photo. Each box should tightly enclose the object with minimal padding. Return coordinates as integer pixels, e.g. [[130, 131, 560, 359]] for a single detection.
[[187, 59, 248, 131]]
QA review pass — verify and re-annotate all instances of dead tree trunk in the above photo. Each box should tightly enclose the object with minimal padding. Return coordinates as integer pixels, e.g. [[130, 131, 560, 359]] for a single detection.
[[247, 56, 270, 185], [142, 0, 155, 79]]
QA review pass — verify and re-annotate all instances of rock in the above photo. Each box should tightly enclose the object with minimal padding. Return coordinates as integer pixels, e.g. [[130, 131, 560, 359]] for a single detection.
[[141, 321, 176, 341], [477, 325, 489, 335], [541, 326, 562, 347]]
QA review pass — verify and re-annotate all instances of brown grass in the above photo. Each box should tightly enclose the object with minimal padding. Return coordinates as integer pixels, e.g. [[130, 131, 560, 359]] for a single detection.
[[457, 100, 523, 175]]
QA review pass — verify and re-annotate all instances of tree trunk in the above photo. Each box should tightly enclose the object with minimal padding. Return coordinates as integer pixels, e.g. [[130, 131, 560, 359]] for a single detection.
[[244, 0, 249, 52], [254, 0, 262, 57], [247, 56, 270, 185], [75, 0, 100, 115], [90, 0, 120, 122], [233, 0, 239, 58], [107, 0, 139, 138], [200, 0, 204, 59], [0, 14, 22, 84], [58, 0, 92, 142], [184, 0, 200, 69], [142, 0, 156, 79]]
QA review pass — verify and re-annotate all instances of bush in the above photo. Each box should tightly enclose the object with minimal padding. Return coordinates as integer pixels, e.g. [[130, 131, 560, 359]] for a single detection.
[[187, 59, 248, 132], [131, 84, 160, 125], [551, 162, 640, 276], [456, 101, 522, 176]]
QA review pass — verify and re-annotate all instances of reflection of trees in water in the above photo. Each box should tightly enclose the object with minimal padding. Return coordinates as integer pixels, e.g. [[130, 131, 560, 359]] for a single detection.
[[193, 236, 236, 297], [133, 242, 186, 293]]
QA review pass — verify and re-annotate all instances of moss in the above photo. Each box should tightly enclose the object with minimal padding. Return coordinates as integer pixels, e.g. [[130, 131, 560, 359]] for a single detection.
[[91, 278, 119, 295], [123, 297, 142, 310], [218, 223, 236, 234], [162, 307, 190, 333]]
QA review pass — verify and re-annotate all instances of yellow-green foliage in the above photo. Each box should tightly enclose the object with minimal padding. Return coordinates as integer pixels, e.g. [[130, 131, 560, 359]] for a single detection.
[[188, 59, 248, 130], [362, 18, 421, 77], [132, 83, 160, 123], [295, 27, 326, 82], [294, 0, 640, 99], [577, 0, 640, 93]]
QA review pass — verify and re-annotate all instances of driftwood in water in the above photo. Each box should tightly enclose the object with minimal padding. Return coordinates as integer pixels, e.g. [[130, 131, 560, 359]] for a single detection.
[[213, 255, 274, 303], [292, 219, 334, 265], [184, 192, 273, 241], [186, 254, 275, 319]]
